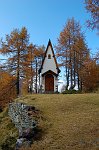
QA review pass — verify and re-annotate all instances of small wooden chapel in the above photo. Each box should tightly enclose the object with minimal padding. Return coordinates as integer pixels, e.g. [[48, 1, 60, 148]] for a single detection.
[[39, 40, 60, 93]]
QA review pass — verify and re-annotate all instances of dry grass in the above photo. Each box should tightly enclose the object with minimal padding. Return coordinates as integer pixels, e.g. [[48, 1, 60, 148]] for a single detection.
[[15, 94, 99, 150], [0, 108, 18, 150]]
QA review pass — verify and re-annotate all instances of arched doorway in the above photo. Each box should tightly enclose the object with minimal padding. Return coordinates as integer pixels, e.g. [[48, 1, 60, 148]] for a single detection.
[[45, 74, 54, 92]]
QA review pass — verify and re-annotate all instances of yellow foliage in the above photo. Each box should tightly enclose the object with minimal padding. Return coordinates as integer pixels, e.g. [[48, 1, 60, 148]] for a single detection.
[[0, 71, 17, 108]]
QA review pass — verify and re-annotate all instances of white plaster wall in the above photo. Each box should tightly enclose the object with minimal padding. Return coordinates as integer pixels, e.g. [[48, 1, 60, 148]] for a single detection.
[[41, 76, 45, 92], [41, 46, 57, 75], [54, 76, 58, 92], [40, 45, 59, 92]]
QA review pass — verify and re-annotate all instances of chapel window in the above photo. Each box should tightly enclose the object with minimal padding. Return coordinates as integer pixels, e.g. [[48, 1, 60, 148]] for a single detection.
[[48, 54, 51, 59]]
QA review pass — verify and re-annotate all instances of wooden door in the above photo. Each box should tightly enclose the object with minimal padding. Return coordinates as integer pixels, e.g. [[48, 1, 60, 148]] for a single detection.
[[45, 74, 54, 92]]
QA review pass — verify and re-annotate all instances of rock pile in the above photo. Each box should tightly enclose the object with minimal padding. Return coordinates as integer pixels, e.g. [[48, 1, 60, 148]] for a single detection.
[[8, 102, 38, 149]]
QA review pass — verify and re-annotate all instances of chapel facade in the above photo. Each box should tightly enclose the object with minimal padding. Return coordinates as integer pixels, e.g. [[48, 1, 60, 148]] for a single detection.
[[39, 40, 60, 93]]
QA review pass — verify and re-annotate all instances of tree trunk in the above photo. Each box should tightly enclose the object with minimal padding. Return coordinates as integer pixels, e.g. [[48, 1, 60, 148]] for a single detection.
[[16, 48, 20, 96], [35, 58, 38, 93]]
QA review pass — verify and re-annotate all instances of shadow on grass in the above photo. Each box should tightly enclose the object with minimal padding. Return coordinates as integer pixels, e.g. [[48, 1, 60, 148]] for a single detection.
[[33, 127, 45, 141]]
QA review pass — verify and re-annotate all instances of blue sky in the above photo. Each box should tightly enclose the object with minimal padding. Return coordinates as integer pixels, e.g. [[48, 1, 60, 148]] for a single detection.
[[0, 0, 98, 55], [0, 0, 98, 87]]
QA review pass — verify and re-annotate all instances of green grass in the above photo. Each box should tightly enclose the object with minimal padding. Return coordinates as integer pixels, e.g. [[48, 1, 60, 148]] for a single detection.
[[0, 94, 99, 150]]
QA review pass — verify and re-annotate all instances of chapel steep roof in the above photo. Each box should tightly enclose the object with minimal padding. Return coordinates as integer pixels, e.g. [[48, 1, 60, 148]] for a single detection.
[[38, 39, 60, 74]]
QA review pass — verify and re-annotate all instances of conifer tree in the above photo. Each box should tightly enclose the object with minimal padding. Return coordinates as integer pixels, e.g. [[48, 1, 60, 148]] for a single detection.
[[56, 18, 89, 90], [0, 27, 29, 95], [85, 0, 99, 32], [24, 44, 44, 93]]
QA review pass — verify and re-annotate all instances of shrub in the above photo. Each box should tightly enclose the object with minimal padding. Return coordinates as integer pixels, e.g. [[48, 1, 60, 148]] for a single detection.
[[62, 89, 82, 94]]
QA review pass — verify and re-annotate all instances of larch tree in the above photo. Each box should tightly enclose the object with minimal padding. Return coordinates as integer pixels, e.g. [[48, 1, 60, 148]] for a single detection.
[[85, 0, 99, 32], [0, 70, 16, 109], [24, 44, 44, 93], [80, 58, 99, 91], [31, 45, 44, 93], [28, 44, 36, 93], [56, 18, 89, 91], [73, 35, 89, 90], [0, 27, 29, 95], [85, 0, 99, 91]]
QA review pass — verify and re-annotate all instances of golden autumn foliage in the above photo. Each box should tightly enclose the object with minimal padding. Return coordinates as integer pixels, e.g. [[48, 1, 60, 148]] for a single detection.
[[25, 44, 44, 93], [0, 27, 30, 95], [56, 18, 89, 90], [80, 59, 99, 92], [0, 27, 45, 95], [0, 71, 17, 109], [56, 18, 99, 92], [85, 0, 99, 31]]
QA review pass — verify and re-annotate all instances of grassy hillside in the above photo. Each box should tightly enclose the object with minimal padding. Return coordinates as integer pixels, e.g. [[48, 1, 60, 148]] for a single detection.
[[0, 108, 18, 150], [0, 94, 99, 150], [16, 94, 99, 150]]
